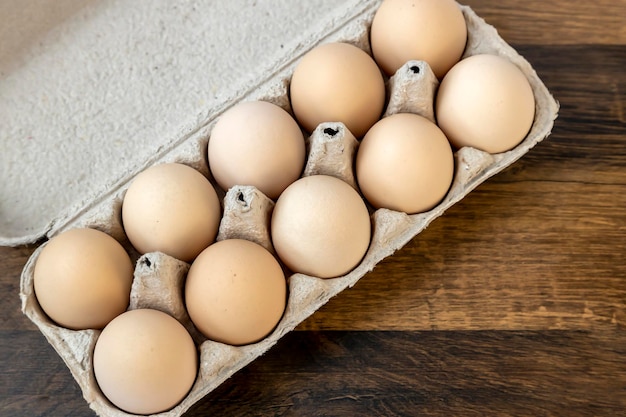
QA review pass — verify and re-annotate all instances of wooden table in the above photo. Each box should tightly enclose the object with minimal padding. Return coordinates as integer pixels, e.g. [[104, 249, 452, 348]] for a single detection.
[[2, 0, 625, 415]]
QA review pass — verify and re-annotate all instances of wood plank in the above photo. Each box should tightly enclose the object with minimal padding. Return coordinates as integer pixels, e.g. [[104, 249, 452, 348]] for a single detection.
[[192, 330, 626, 416], [0, 245, 37, 331], [298, 180, 626, 331], [4, 330, 623, 416], [0, 331, 90, 416], [462, 0, 626, 45], [516, 45, 626, 137]]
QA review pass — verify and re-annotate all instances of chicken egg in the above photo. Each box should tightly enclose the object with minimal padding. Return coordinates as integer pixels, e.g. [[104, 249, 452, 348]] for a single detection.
[[436, 54, 536, 153], [208, 101, 305, 199], [121, 163, 221, 263], [370, 0, 467, 79], [271, 175, 371, 279], [289, 42, 385, 138], [356, 113, 454, 214], [185, 239, 287, 346], [33, 228, 133, 330], [93, 309, 197, 415]]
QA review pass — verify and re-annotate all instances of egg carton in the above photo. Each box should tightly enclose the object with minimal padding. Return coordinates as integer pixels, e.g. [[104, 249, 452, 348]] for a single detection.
[[19, 2, 559, 416]]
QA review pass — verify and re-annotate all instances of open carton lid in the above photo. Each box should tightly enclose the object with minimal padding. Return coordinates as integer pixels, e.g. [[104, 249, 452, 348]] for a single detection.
[[0, 0, 367, 246]]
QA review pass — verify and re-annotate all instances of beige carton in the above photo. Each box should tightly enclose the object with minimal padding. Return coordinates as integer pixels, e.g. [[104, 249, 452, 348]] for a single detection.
[[17, 1, 558, 416]]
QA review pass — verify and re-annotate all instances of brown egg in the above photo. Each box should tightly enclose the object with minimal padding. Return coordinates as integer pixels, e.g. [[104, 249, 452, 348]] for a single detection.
[[356, 113, 454, 214], [93, 309, 197, 415], [370, 0, 467, 79], [271, 175, 371, 278], [121, 163, 221, 263], [436, 54, 536, 153], [289, 42, 385, 138], [185, 239, 286, 346], [208, 100, 305, 199], [33, 228, 133, 330]]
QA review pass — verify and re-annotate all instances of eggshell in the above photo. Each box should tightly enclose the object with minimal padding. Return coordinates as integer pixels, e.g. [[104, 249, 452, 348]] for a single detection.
[[208, 101, 305, 199], [370, 0, 467, 79], [289, 42, 385, 138], [356, 113, 454, 214], [185, 239, 287, 346], [436, 53, 536, 153], [121, 163, 221, 263], [93, 309, 198, 415], [271, 175, 371, 279], [33, 228, 133, 330]]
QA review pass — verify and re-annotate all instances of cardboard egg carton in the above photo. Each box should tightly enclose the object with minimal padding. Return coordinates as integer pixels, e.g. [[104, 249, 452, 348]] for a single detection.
[[18, 2, 559, 416]]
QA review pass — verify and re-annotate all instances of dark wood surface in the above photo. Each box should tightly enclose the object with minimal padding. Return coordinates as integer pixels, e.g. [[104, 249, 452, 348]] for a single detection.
[[2, 1, 625, 416]]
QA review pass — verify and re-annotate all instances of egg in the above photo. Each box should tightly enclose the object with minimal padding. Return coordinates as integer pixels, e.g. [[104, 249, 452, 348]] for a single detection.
[[93, 309, 197, 415], [33, 228, 133, 330], [370, 0, 467, 79], [271, 175, 371, 279], [289, 42, 385, 138], [121, 163, 221, 263], [185, 239, 287, 346], [208, 101, 305, 200], [356, 113, 454, 214], [436, 54, 536, 153]]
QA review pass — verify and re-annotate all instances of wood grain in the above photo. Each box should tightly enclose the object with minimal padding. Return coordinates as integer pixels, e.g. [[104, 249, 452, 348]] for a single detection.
[[189, 330, 626, 417], [2, 330, 624, 416], [463, 0, 626, 45], [1, 1, 625, 416]]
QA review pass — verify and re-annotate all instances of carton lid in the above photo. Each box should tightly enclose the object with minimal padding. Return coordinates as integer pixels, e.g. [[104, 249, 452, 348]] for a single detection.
[[0, 0, 366, 246]]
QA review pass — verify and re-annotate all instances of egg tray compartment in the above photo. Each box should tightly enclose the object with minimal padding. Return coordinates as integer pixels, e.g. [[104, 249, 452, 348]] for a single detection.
[[19, 2, 559, 417]]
